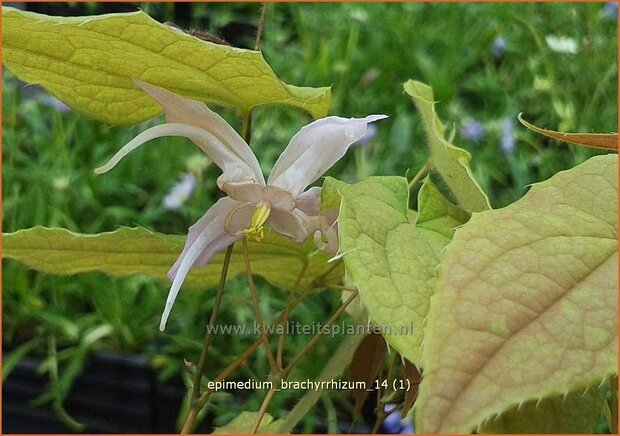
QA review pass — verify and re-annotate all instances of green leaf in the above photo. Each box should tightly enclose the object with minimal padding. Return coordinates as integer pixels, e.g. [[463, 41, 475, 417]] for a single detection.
[[416, 176, 470, 239], [3, 338, 43, 382], [212, 411, 282, 434], [2, 226, 338, 292], [416, 154, 618, 433], [404, 80, 490, 212], [1, 7, 331, 124], [323, 176, 467, 366], [479, 383, 609, 433]]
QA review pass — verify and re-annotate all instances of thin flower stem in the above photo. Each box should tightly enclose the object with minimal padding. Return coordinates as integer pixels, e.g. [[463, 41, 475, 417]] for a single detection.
[[254, 2, 267, 51], [181, 244, 234, 434], [191, 244, 234, 400], [277, 261, 309, 370], [327, 284, 358, 292], [241, 111, 253, 144], [242, 236, 278, 372], [282, 290, 359, 378], [254, 290, 358, 433], [309, 258, 343, 289], [195, 284, 316, 408], [408, 160, 431, 190], [250, 386, 277, 434]]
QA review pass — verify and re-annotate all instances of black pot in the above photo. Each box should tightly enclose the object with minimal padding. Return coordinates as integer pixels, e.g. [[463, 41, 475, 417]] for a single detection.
[[3, 351, 195, 433]]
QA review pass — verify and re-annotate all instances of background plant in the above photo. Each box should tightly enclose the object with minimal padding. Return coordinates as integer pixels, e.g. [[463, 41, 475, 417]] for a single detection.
[[2, 2, 617, 433]]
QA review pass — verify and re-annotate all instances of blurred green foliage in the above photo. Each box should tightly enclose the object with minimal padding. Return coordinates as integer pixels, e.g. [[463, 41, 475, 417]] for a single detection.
[[2, 2, 617, 431]]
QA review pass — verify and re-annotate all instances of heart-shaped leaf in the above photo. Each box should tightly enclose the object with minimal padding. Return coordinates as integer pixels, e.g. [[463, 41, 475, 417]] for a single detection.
[[416, 154, 618, 433]]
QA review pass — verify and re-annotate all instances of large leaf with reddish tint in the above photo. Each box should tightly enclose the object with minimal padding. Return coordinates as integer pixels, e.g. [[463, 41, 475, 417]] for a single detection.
[[416, 154, 618, 433]]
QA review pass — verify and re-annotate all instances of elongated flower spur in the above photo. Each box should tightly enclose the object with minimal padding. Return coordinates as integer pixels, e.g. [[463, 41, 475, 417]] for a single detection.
[[95, 80, 387, 330]]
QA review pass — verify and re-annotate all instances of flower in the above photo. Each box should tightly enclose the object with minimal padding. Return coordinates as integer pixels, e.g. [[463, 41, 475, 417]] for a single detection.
[[490, 36, 507, 60], [162, 172, 197, 210], [460, 119, 485, 143], [500, 117, 516, 154], [383, 404, 414, 434], [95, 80, 387, 330], [603, 2, 618, 20], [545, 35, 578, 54]]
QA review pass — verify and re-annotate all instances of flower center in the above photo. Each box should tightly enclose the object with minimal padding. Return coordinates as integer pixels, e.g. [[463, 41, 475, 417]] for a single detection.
[[243, 201, 271, 241]]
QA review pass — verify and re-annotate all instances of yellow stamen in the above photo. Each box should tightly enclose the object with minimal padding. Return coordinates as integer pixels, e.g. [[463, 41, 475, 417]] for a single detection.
[[243, 201, 271, 242]]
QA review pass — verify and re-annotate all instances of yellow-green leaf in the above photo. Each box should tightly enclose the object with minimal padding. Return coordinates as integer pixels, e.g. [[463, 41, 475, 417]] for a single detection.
[[1, 7, 331, 125], [324, 176, 467, 366], [480, 383, 609, 434], [404, 80, 490, 212], [416, 154, 618, 433], [212, 412, 282, 434], [2, 226, 339, 291], [518, 113, 618, 151]]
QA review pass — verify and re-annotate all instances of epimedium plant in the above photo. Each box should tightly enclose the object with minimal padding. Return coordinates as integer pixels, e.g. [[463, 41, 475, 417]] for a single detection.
[[2, 5, 618, 435]]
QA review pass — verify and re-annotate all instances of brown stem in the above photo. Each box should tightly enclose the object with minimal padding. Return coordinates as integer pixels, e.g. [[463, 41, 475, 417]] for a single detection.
[[277, 261, 309, 370], [182, 244, 234, 433], [282, 290, 359, 378], [254, 2, 267, 51], [242, 237, 278, 371], [191, 244, 234, 400], [195, 284, 316, 408], [250, 387, 278, 433]]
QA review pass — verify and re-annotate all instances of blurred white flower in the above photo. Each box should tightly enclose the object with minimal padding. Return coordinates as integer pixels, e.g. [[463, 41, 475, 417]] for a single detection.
[[163, 173, 197, 210], [545, 35, 578, 54]]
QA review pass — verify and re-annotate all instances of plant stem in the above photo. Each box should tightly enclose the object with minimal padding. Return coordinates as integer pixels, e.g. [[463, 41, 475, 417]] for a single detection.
[[250, 386, 278, 433], [277, 261, 309, 370], [282, 290, 358, 378], [327, 284, 359, 292], [276, 324, 367, 433], [181, 245, 235, 434], [241, 111, 253, 144], [242, 237, 278, 371], [254, 2, 267, 51], [194, 271, 316, 408], [191, 244, 233, 400], [408, 160, 431, 190]]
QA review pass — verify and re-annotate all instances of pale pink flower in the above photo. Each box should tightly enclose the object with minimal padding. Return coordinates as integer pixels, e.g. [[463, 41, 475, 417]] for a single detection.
[[95, 80, 386, 330]]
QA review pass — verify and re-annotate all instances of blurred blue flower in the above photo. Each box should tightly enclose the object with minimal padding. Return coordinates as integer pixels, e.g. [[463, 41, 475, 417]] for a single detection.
[[500, 117, 516, 154], [460, 119, 485, 143], [383, 404, 414, 434], [41, 95, 71, 113], [491, 36, 507, 60], [604, 2, 618, 20]]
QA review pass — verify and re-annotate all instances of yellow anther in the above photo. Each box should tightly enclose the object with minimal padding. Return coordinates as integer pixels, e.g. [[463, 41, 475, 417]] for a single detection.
[[243, 201, 271, 242]]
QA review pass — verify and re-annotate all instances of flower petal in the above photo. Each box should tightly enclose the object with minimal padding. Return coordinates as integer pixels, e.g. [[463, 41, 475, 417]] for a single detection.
[[95, 123, 255, 188], [224, 202, 256, 236], [262, 186, 296, 212], [268, 115, 387, 196], [222, 182, 265, 203], [134, 80, 265, 184], [162, 196, 241, 331], [269, 209, 310, 242], [295, 186, 321, 216]]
